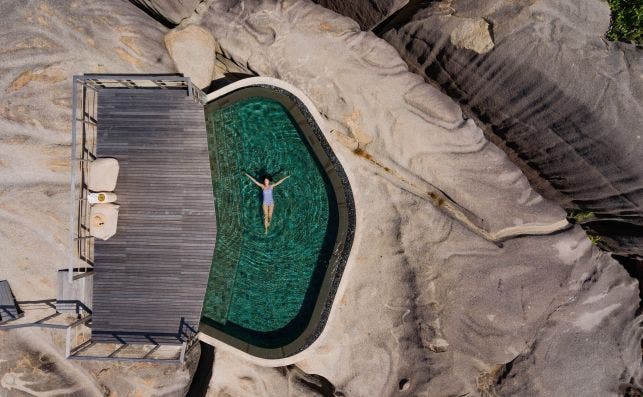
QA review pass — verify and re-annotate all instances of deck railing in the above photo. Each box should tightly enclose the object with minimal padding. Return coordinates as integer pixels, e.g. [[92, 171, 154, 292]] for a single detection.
[[70, 76, 98, 282]]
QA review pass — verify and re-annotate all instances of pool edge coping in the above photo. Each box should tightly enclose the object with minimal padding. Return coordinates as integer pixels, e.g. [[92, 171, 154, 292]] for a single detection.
[[199, 77, 359, 367]]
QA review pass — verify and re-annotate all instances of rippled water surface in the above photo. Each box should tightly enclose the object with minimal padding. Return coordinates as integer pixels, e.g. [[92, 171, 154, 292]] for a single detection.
[[202, 97, 337, 343]]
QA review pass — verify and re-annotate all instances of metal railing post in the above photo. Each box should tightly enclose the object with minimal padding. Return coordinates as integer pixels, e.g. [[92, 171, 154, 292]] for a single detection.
[[69, 76, 79, 284]]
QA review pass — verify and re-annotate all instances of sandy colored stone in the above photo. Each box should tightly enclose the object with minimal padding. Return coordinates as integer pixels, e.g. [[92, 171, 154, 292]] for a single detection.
[[449, 16, 494, 54], [7, 67, 67, 93], [198, 1, 641, 395], [165, 24, 218, 88]]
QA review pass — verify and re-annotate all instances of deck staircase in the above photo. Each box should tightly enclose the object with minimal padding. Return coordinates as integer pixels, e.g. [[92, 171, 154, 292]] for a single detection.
[[0, 280, 23, 324]]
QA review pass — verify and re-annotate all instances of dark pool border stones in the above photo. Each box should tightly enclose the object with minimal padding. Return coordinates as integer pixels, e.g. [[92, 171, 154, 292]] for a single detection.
[[200, 83, 356, 360]]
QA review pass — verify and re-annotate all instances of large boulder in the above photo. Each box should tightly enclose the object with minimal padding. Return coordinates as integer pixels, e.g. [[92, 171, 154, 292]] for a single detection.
[[165, 24, 219, 89], [449, 17, 494, 54], [199, 1, 642, 395]]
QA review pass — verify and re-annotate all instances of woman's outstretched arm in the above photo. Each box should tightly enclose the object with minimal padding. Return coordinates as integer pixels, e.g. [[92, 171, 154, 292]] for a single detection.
[[272, 175, 290, 187], [244, 172, 264, 187]]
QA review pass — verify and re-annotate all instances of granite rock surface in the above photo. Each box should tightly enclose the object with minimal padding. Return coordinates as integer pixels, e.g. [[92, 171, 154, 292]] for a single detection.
[[323, 0, 643, 266], [196, 1, 642, 395], [0, 0, 640, 396], [129, 0, 203, 26]]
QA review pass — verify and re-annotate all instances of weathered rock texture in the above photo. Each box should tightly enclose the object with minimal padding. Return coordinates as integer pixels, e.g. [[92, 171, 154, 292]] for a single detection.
[[207, 351, 338, 396], [323, 0, 643, 268], [312, 0, 408, 30], [197, 0, 642, 395], [0, 1, 198, 395], [129, 0, 203, 26], [0, 0, 640, 396]]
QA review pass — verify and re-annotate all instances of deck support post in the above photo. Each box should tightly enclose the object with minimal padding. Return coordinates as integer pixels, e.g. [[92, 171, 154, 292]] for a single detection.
[[65, 326, 72, 358], [179, 341, 187, 363]]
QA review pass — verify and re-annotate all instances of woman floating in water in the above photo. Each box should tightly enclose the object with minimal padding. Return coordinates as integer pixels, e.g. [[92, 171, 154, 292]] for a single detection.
[[244, 172, 290, 233]]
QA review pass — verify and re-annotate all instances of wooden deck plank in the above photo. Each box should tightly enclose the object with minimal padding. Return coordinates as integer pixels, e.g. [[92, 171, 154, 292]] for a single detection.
[[92, 89, 215, 343]]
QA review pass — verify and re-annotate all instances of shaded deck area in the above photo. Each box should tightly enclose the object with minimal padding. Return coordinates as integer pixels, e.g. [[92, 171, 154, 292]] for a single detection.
[[91, 88, 215, 345]]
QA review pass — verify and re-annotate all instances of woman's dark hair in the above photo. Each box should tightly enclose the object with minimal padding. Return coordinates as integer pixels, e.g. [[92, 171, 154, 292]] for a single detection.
[[254, 167, 283, 182]]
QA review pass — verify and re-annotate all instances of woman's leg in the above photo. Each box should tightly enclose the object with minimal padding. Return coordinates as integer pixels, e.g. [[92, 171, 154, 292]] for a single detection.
[[267, 204, 274, 224], [262, 204, 269, 233]]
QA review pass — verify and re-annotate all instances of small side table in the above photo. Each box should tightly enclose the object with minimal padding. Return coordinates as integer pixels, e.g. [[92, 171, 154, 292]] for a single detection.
[[87, 192, 117, 204]]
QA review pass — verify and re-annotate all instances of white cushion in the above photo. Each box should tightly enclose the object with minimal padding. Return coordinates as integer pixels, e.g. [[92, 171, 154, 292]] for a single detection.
[[90, 203, 119, 240], [87, 158, 119, 192]]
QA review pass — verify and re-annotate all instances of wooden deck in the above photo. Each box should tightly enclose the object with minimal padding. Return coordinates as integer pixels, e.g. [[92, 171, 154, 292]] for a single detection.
[[92, 88, 215, 344]]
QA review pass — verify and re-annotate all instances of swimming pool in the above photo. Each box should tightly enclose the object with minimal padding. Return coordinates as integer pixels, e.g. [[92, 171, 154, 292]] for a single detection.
[[200, 84, 354, 359]]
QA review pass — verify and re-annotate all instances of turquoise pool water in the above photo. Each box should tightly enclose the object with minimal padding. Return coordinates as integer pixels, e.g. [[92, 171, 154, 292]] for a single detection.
[[202, 96, 338, 347]]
